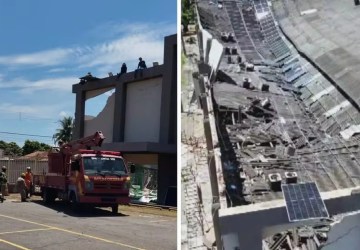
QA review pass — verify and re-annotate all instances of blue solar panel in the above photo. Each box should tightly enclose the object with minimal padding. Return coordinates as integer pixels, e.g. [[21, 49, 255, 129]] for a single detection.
[[282, 182, 329, 222]]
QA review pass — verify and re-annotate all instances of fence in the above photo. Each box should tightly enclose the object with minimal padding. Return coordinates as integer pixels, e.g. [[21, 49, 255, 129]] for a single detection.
[[0, 159, 48, 184]]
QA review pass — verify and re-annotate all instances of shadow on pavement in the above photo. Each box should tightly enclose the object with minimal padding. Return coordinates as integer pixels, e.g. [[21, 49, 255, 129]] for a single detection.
[[30, 200, 129, 218]]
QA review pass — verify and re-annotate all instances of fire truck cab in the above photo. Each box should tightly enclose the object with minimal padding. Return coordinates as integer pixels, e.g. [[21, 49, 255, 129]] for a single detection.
[[33, 131, 135, 213]]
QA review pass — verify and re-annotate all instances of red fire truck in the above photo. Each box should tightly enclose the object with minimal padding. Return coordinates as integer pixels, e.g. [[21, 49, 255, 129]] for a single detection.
[[33, 131, 135, 213]]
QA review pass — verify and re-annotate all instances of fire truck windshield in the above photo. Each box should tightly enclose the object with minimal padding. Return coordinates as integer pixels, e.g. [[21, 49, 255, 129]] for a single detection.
[[83, 156, 127, 176]]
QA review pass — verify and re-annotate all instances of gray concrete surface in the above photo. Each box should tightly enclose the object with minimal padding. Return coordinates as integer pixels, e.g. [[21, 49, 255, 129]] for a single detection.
[[273, 0, 360, 108], [0, 198, 176, 250]]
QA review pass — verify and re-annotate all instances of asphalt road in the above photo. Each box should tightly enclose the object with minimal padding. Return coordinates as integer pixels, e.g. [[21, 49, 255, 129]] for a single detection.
[[0, 197, 176, 250]]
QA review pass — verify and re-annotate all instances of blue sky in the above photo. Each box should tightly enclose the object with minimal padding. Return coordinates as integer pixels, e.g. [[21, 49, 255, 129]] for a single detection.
[[0, 0, 177, 146]]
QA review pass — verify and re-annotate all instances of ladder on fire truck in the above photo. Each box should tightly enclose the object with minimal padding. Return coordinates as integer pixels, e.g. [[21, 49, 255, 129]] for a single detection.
[[60, 131, 105, 155]]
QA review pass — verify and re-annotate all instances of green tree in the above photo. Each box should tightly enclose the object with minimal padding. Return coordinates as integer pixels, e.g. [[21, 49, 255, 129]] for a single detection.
[[53, 116, 74, 144], [182, 0, 194, 33], [0, 141, 22, 156], [0, 140, 7, 151], [22, 140, 51, 155]]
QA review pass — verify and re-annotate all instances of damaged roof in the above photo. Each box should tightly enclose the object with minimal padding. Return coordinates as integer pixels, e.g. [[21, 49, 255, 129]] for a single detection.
[[197, 0, 360, 206]]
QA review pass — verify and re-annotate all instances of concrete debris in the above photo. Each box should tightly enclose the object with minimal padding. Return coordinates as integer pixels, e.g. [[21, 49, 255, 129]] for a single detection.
[[340, 124, 360, 140], [264, 225, 331, 250], [221, 32, 235, 43], [188, 0, 360, 248], [240, 62, 255, 71]]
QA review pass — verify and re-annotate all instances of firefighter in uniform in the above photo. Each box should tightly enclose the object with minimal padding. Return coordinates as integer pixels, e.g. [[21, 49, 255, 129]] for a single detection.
[[25, 167, 33, 198], [0, 166, 8, 200]]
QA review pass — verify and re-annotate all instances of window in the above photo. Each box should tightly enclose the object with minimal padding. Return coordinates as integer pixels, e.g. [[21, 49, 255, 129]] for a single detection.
[[83, 156, 127, 176]]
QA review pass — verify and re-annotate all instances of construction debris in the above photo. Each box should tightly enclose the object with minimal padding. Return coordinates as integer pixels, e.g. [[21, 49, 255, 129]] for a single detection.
[[263, 224, 331, 250]]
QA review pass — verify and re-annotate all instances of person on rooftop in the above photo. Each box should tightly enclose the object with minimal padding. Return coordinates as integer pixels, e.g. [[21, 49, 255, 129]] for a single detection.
[[137, 57, 147, 69], [135, 58, 147, 78], [121, 63, 127, 74], [117, 63, 127, 79]]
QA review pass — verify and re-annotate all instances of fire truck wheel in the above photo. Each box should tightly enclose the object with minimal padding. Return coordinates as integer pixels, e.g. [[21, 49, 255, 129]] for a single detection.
[[111, 205, 118, 214], [43, 188, 56, 204]]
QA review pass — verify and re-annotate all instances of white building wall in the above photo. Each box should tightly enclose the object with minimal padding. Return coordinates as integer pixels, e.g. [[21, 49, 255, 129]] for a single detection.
[[208, 39, 223, 75], [202, 29, 212, 58], [124, 77, 162, 143], [84, 92, 115, 143]]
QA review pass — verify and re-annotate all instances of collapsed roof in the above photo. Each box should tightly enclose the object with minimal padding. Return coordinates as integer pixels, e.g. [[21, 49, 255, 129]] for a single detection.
[[197, 0, 360, 206]]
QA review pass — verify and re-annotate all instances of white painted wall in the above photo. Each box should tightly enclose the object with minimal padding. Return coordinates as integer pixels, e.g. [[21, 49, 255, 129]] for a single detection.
[[196, 8, 223, 77], [208, 39, 223, 76], [202, 29, 213, 57], [84, 92, 115, 143], [124, 77, 162, 143]]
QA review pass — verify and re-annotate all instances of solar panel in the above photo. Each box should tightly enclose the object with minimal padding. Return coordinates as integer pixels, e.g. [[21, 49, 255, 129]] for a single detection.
[[282, 182, 329, 222]]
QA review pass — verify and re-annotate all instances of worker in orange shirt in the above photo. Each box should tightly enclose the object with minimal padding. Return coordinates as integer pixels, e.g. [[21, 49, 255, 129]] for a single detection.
[[24, 167, 33, 198]]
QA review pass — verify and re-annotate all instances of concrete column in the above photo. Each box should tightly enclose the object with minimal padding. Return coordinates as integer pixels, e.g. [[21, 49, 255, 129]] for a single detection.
[[208, 151, 219, 198], [73, 90, 85, 140], [159, 34, 177, 144], [193, 72, 202, 109], [205, 38, 212, 64], [238, 231, 263, 250], [112, 82, 127, 142], [203, 118, 213, 150], [198, 62, 211, 76], [157, 154, 177, 206], [197, 29, 204, 62], [212, 203, 223, 250], [200, 94, 209, 115], [199, 75, 206, 94], [238, 105, 242, 123]]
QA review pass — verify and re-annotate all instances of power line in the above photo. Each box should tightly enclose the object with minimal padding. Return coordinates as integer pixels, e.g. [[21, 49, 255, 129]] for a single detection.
[[0, 131, 52, 138]]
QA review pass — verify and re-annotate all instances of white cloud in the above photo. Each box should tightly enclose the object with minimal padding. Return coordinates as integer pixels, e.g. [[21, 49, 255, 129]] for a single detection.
[[0, 22, 176, 94], [83, 22, 176, 70], [0, 103, 61, 118], [90, 22, 176, 40], [59, 111, 68, 117], [48, 68, 66, 73], [0, 22, 175, 70], [79, 34, 164, 70], [0, 76, 79, 93], [0, 48, 74, 67]]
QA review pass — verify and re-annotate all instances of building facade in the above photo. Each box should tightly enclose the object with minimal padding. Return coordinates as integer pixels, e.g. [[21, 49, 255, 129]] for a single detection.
[[72, 34, 177, 206]]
